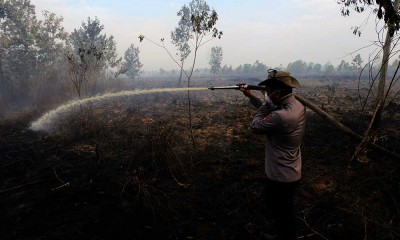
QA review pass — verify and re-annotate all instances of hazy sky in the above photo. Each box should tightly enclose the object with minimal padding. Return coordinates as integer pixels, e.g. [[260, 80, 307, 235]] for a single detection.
[[32, 0, 384, 71]]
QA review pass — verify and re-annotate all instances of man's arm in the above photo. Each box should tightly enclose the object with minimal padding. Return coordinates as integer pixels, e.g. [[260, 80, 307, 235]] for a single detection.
[[239, 82, 263, 108], [251, 105, 282, 134]]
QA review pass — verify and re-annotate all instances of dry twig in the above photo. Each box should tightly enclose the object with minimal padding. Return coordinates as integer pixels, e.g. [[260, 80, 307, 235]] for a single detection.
[[0, 180, 45, 194], [51, 168, 70, 191]]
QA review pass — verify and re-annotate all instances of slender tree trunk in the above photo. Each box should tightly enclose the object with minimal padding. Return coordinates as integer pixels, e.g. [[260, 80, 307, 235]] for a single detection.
[[178, 60, 184, 87], [0, 56, 4, 95], [187, 45, 199, 148], [0, 56, 4, 114], [373, 0, 400, 129]]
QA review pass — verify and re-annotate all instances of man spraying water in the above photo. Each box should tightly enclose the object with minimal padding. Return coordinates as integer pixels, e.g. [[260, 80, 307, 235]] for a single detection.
[[240, 69, 305, 240]]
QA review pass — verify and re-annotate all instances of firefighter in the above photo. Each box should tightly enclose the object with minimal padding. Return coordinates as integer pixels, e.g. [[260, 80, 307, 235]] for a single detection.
[[240, 69, 306, 240]]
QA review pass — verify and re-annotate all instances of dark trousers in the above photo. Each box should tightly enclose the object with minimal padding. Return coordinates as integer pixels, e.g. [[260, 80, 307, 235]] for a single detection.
[[265, 178, 299, 240]]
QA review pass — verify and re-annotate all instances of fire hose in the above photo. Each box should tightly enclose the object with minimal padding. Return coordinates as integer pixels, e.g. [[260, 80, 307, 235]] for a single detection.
[[209, 84, 400, 160]]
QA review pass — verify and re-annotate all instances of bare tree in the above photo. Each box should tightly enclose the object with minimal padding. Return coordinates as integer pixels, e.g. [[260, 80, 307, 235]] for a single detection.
[[373, 0, 400, 129], [139, 0, 222, 147]]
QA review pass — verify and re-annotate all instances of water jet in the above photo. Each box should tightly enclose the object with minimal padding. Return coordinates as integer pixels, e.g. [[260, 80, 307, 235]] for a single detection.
[[30, 87, 208, 132]]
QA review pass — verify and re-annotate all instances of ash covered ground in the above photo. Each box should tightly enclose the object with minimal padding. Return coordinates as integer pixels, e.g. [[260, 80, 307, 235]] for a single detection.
[[1, 78, 399, 240]]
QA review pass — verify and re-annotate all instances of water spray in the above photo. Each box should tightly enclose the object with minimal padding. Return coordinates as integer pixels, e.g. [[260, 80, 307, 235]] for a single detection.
[[30, 87, 208, 132]]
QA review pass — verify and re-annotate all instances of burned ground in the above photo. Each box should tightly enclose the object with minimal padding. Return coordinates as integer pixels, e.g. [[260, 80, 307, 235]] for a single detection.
[[1, 78, 399, 240]]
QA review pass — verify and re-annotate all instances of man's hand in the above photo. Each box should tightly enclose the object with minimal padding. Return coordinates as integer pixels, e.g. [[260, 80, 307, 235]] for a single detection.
[[239, 82, 253, 98]]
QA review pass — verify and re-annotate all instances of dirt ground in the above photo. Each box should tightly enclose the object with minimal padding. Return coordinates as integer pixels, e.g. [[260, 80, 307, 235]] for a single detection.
[[1, 78, 399, 240]]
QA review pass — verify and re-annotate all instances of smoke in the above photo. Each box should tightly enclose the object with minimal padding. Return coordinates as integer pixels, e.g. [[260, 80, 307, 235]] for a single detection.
[[29, 87, 208, 132]]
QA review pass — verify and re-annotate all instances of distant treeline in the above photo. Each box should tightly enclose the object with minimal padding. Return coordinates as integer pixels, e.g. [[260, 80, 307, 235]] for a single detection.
[[152, 55, 400, 81], [1, 0, 398, 116]]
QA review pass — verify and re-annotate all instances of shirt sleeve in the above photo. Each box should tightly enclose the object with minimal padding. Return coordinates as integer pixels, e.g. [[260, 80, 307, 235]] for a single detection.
[[249, 95, 262, 109], [251, 105, 283, 134]]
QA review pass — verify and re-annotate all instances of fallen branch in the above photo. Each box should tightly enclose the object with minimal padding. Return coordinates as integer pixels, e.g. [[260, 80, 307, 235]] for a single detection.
[[0, 180, 45, 195], [294, 94, 400, 160], [51, 182, 70, 191], [296, 212, 329, 240], [51, 168, 70, 191]]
